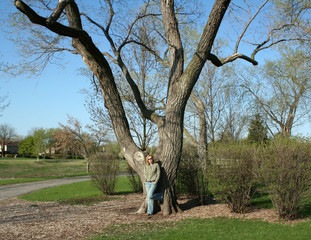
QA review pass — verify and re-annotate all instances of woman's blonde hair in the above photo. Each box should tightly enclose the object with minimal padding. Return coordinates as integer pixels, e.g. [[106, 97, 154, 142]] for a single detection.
[[146, 154, 156, 165]]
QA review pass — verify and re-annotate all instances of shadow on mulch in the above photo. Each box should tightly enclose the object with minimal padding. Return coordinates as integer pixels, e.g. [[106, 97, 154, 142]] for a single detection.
[[178, 196, 217, 211]]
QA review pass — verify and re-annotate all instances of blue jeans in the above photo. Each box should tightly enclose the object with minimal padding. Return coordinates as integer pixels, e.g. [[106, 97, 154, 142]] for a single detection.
[[145, 182, 163, 214]]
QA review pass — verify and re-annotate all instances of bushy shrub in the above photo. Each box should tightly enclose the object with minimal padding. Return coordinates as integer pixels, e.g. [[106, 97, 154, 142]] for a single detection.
[[127, 164, 143, 193], [176, 143, 210, 205], [89, 152, 119, 195], [209, 142, 257, 213], [256, 137, 311, 220]]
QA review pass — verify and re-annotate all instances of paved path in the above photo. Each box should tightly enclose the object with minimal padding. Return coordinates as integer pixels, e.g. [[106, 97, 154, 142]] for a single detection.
[[0, 176, 90, 201]]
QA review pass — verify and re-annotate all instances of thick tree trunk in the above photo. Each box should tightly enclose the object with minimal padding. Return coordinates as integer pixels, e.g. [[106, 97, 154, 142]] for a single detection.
[[161, 182, 181, 214], [155, 103, 185, 214]]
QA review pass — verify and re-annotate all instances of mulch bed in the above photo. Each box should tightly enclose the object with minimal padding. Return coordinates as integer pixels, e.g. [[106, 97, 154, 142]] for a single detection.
[[0, 193, 306, 240]]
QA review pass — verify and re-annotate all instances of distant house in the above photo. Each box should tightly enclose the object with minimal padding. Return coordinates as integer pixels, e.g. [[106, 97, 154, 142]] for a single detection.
[[0, 142, 19, 156]]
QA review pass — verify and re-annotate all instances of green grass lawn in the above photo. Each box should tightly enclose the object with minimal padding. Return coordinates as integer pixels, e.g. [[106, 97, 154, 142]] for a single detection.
[[0, 157, 87, 178], [19, 176, 134, 203], [89, 218, 311, 240], [0, 157, 129, 185]]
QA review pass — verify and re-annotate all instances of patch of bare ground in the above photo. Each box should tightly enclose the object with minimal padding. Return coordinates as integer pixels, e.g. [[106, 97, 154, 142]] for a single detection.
[[0, 194, 308, 240]]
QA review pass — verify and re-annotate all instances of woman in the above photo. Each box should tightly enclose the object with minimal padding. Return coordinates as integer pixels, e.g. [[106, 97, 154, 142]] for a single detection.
[[144, 154, 163, 215]]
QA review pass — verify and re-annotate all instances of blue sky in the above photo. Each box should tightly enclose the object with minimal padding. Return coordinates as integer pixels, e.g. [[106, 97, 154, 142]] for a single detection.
[[0, 51, 92, 137], [0, 1, 310, 138], [0, 1, 92, 137]]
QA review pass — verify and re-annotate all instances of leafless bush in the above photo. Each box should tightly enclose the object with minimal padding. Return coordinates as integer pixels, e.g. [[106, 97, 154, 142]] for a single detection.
[[209, 142, 257, 213], [256, 137, 311, 220], [89, 153, 119, 195]]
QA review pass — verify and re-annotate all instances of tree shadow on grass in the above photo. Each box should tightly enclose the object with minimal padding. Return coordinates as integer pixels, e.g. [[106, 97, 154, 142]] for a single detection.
[[114, 190, 136, 195]]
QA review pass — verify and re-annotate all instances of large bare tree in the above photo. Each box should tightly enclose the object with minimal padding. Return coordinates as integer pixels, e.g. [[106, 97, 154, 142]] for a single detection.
[[12, 0, 310, 215], [57, 115, 108, 171], [240, 45, 311, 136]]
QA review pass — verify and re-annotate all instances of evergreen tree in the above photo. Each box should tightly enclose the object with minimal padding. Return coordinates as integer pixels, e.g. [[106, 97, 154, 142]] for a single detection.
[[247, 114, 268, 144]]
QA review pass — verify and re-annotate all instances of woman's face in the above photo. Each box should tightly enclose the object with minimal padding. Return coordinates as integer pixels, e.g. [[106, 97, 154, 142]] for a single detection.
[[148, 156, 154, 164]]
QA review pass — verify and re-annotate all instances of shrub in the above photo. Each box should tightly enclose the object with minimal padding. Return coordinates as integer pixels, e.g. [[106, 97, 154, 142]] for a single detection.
[[89, 152, 119, 195], [256, 137, 311, 220], [176, 143, 210, 205], [209, 142, 257, 213], [127, 164, 143, 193]]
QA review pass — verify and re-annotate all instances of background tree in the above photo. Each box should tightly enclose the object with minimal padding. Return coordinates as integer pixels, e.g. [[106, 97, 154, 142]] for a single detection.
[[240, 45, 311, 136], [57, 116, 107, 171], [54, 127, 83, 157], [202, 65, 231, 143], [32, 128, 48, 161], [0, 124, 16, 157], [11, 0, 310, 215], [247, 113, 268, 144], [103, 142, 121, 157], [45, 128, 58, 156], [217, 87, 249, 143], [18, 135, 35, 157]]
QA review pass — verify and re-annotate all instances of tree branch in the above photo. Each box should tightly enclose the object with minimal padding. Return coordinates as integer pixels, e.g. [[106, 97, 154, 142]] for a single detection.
[[117, 13, 161, 53], [123, 40, 167, 66], [234, 0, 269, 53], [80, 12, 118, 53], [46, 0, 74, 25], [182, 0, 231, 96], [14, 0, 87, 38], [105, 0, 114, 33], [160, 0, 184, 90], [183, 126, 198, 147], [103, 52, 118, 64], [218, 52, 258, 66], [82, 6, 164, 125], [241, 83, 282, 126]]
